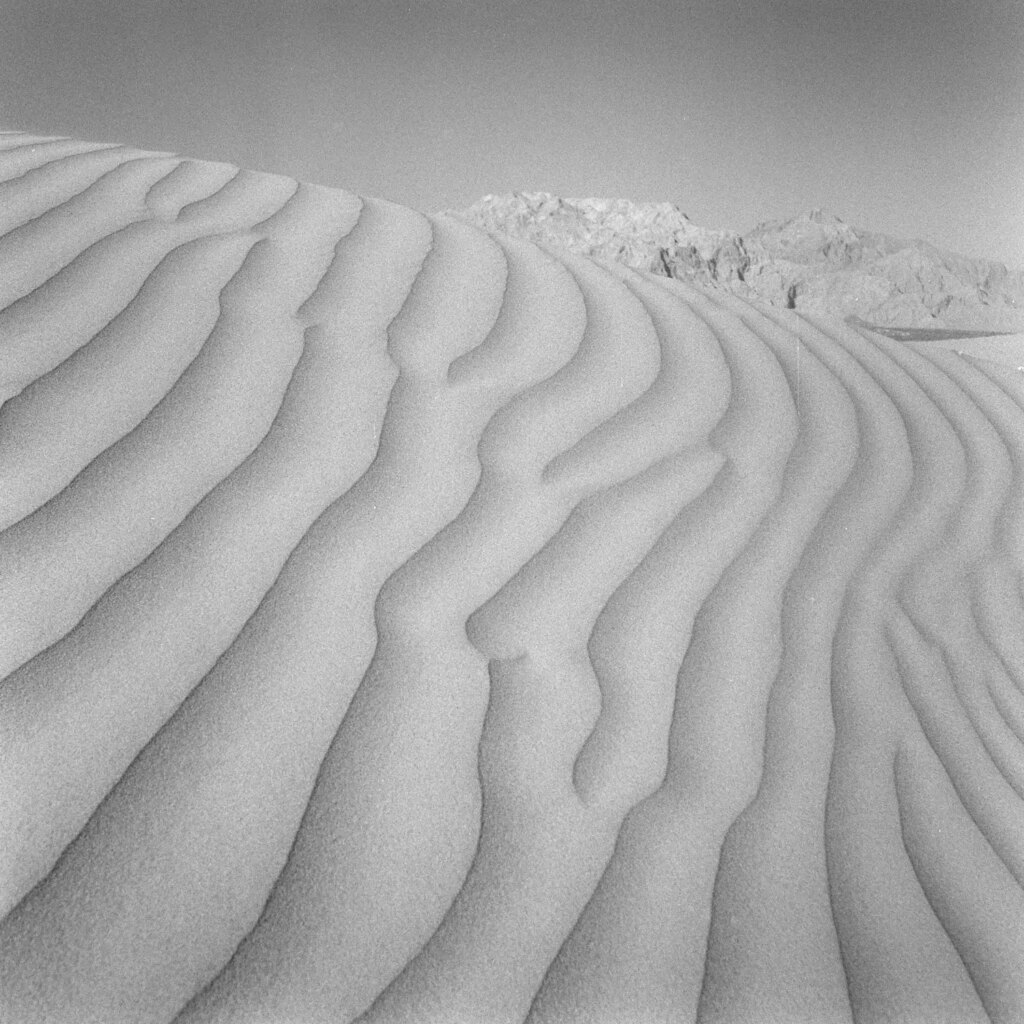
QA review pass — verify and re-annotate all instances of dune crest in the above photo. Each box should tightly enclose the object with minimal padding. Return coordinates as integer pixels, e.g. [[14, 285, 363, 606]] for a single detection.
[[0, 131, 1022, 1024]]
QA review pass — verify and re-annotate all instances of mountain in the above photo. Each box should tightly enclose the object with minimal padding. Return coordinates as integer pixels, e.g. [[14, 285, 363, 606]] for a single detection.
[[452, 194, 1024, 331]]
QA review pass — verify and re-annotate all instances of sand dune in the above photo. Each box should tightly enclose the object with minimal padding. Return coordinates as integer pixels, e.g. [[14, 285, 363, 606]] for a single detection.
[[0, 130, 1022, 1024]]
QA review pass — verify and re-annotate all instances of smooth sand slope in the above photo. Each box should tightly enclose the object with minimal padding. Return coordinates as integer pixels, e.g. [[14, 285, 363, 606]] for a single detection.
[[0, 131, 1022, 1024]]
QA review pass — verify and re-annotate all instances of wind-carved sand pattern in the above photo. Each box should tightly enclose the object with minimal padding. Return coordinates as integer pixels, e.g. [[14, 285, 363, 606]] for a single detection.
[[0, 131, 1022, 1024]]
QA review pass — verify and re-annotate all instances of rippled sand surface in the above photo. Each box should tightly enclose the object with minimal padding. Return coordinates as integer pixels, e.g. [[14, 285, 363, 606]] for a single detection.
[[1, 131, 1022, 1024]]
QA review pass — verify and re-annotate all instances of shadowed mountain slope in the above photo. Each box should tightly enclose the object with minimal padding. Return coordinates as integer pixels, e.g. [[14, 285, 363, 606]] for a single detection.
[[456, 193, 1024, 332], [1, 132, 1023, 1024]]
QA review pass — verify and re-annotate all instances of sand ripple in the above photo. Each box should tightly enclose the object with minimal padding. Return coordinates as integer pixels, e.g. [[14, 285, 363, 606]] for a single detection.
[[0, 132, 1022, 1024]]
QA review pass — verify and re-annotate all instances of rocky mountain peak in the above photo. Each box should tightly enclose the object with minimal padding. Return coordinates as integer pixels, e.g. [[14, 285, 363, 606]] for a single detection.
[[451, 193, 1024, 331], [805, 207, 842, 224]]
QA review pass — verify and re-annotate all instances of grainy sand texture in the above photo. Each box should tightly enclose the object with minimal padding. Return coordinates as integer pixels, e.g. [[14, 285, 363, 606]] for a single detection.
[[1, 132, 1023, 1024]]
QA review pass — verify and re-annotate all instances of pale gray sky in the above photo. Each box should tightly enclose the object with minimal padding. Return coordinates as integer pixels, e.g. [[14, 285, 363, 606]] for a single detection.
[[3, 0, 1022, 264]]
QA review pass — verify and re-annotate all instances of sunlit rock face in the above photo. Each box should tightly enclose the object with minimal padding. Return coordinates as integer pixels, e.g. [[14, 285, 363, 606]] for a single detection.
[[457, 195, 1024, 330]]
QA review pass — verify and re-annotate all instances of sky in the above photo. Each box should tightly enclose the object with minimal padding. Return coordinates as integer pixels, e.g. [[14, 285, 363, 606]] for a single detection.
[[3, 0, 1022, 265]]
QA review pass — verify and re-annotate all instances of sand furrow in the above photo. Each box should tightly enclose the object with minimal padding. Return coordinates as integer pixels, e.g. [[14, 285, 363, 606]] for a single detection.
[[0, 231, 255, 528], [445, 234, 573, 387], [0, 202, 432, 1024], [980, 650, 1024, 745], [0, 196, 359, 916], [568, 274, 732, 810], [358, 259, 875, 1024], [0, 164, 317, 440], [0, 132, 64, 149], [745, 315, 974, 1019], [0, 318, 305, 918], [860, 340, 1024, 805], [896, 353, 1024, 800], [1, 135, 1022, 1024], [142, 159, 248, 221], [172, 208, 550, 1024], [671, 294, 860, 1024], [340, 258, 738, 1024], [0, 146, 148, 236], [527, 279, 805, 1024], [172, 166, 244, 217], [966, 357, 1024, 571], [0, 133, 108, 154], [473, 245, 662, 484], [895, 738, 1024, 1022], [540, 266, 727, 495], [0, 161, 297, 404], [355, 451, 724, 1024], [806, 319, 994, 1023], [180, 215, 718, 1024], [0, 138, 126, 184], [858, 340, 1024, 883], [888, 610, 1024, 886], [0, 155, 180, 304], [683, 297, 890, 1024], [197, 222, 723, 1024], [0, 233, 305, 681]]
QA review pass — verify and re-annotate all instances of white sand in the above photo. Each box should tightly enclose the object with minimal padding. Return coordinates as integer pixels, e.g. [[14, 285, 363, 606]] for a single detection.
[[0, 131, 1022, 1024]]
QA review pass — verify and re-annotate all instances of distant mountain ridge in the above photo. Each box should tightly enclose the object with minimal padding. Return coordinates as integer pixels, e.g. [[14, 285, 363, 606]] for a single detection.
[[451, 193, 1024, 331]]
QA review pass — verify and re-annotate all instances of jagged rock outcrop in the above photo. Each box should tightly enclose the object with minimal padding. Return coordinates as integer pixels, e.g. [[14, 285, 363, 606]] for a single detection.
[[452, 193, 745, 288], [454, 195, 1024, 331]]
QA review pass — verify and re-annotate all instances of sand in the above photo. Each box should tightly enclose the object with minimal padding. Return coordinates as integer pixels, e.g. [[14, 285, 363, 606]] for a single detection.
[[0, 130, 1021, 1024]]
